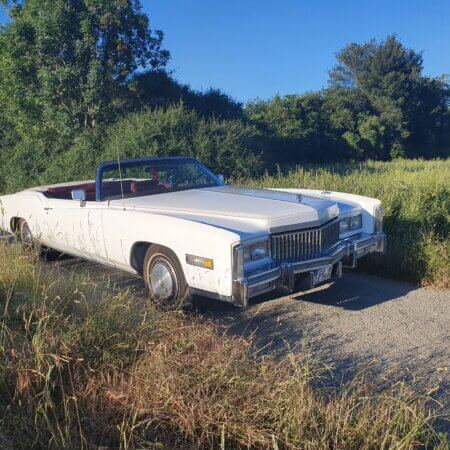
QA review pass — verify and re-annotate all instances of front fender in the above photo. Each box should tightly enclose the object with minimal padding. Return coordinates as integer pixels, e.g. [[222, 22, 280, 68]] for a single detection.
[[103, 208, 240, 297]]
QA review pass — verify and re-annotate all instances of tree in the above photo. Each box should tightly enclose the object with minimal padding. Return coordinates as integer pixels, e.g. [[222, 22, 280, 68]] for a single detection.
[[329, 35, 422, 93], [0, 0, 170, 138], [321, 86, 404, 160], [128, 71, 244, 120], [329, 35, 450, 157], [246, 93, 339, 163]]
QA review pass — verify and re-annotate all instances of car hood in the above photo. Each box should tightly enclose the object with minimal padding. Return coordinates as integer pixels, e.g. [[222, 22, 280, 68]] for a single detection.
[[110, 185, 339, 238]]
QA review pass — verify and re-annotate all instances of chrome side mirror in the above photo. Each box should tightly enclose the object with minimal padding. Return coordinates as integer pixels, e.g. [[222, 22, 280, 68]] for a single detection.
[[217, 174, 225, 185], [71, 189, 87, 205]]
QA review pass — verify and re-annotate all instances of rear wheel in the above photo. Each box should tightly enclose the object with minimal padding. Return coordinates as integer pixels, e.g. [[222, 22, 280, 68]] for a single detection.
[[143, 245, 190, 309]]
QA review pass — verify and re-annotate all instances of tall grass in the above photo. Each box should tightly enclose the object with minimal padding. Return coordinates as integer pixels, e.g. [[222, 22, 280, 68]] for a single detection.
[[244, 159, 450, 287], [0, 243, 448, 449]]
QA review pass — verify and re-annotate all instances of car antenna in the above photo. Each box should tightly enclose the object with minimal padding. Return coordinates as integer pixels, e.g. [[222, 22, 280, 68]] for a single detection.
[[115, 139, 126, 210]]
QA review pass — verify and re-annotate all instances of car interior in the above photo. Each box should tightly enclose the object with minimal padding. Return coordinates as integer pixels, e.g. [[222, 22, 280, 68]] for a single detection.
[[44, 168, 169, 201]]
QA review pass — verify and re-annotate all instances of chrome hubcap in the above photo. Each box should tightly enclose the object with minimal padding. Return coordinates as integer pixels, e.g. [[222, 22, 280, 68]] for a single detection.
[[149, 259, 176, 300], [21, 222, 32, 242]]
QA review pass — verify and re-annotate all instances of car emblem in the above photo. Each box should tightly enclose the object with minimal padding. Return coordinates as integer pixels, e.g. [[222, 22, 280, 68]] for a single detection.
[[297, 194, 302, 203]]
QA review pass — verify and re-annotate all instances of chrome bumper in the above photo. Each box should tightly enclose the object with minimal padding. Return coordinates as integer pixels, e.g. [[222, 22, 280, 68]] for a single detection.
[[232, 232, 386, 307]]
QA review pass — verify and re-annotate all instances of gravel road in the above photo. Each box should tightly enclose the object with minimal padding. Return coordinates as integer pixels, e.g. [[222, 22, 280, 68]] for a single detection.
[[197, 272, 450, 395]]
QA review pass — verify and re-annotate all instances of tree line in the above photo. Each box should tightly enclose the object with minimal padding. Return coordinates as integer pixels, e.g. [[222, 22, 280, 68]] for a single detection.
[[0, 0, 449, 192]]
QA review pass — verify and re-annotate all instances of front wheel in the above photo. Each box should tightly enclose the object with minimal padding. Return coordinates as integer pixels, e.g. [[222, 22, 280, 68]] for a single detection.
[[143, 245, 191, 309], [17, 218, 59, 260], [18, 219, 37, 251]]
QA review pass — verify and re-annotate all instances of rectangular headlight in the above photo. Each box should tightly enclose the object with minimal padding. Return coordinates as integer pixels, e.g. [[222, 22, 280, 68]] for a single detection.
[[339, 218, 350, 233], [242, 239, 269, 262], [251, 241, 269, 260], [340, 213, 362, 233], [350, 214, 362, 230], [243, 246, 251, 262]]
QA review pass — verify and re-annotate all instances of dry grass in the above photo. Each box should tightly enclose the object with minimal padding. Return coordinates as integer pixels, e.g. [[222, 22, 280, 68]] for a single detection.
[[0, 243, 448, 449]]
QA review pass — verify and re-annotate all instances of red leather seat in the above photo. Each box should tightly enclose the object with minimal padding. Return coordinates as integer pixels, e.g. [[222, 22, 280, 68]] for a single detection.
[[47, 183, 96, 200], [130, 181, 167, 194]]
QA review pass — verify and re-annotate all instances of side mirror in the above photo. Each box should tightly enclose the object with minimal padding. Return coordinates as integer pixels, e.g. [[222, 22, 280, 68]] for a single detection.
[[217, 174, 225, 185], [71, 189, 87, 204]]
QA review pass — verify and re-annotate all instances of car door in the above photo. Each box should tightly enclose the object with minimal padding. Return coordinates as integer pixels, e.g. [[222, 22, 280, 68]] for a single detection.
[[42, 196, 109, 261]]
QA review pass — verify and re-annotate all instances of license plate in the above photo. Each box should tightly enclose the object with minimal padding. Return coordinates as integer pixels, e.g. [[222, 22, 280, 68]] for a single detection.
[[313, 265, 333, 285]]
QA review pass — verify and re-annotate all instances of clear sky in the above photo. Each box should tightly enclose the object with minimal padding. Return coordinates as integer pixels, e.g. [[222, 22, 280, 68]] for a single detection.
[[1, 1, 449, 102]]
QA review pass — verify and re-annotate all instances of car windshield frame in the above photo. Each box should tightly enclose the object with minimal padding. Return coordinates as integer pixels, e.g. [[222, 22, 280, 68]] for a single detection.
[[95, 156, 222, 201]]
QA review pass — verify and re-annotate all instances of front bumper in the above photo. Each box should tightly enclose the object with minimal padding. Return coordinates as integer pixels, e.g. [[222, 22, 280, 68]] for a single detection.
[[232, 232, 386, 307]]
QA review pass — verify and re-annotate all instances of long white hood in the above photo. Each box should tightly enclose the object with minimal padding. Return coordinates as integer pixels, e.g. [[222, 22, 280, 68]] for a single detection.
[[110, 185, 339, 238]]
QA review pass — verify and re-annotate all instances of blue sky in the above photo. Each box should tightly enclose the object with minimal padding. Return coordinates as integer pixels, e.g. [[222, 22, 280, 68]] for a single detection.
[[2, 1, 449, 102]]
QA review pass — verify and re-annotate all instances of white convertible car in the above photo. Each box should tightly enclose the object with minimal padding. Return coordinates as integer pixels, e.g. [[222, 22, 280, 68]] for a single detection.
[[0, 157, 385, 307]]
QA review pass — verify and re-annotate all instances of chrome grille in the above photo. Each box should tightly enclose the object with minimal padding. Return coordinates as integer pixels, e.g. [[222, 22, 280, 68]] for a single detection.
[[271, 219, 339, 262]]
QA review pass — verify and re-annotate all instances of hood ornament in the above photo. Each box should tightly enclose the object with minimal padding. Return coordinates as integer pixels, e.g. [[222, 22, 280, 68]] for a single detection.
[[297, 194, 302, 203]]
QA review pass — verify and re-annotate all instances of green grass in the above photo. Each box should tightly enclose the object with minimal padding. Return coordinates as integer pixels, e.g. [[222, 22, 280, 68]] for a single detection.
[[0, 243, 448, 449], [243, 159, 450, 287]]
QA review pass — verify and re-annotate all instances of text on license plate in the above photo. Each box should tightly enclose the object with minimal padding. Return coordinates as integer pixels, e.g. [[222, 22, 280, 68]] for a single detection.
[[313, 265, 333, 284]]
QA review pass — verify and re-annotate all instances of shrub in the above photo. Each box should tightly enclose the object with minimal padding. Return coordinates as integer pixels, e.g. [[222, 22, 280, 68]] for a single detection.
[[2, 138, 50, 192], [39, 129, 106, 185], [1, 129, 79, 193], [103, 103, 264, 178], [0, 104, 264, 192]]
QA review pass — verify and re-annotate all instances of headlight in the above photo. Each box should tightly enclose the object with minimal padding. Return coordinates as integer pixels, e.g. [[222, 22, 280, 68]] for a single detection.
[[340, 213, 362, 233], [243, 240, 269, 262], [374, 205, 383, 232], [251, 241, 269, 260], [339, 219, 350, 233], [350, 214, 362, 230]]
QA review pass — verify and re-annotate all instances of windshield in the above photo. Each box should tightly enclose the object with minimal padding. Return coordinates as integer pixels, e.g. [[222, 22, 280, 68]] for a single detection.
[[100, 158, 221, 200]]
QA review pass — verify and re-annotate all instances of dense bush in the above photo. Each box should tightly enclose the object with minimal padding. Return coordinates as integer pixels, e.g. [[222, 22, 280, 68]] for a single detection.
[[1, 104, 264, 192], [245, 159, 450, 287], [101, 104, 264, 178], [1, 130, 101, 192], [0, 243, 447, 449], [246, 92, 345, 164]]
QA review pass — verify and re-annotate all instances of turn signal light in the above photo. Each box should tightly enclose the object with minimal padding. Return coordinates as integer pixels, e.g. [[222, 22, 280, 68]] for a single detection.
[[186, 254, 214, 270]]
